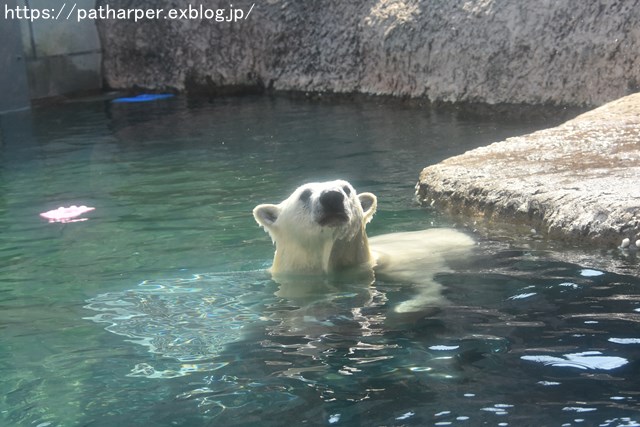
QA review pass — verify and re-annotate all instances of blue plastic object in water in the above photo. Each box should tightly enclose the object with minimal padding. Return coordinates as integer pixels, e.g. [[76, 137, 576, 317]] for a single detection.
[[112, 93, 175, 103]]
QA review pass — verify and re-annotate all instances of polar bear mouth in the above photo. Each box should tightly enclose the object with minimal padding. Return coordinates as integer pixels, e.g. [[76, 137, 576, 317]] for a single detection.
[[317, 212, 349, 227]]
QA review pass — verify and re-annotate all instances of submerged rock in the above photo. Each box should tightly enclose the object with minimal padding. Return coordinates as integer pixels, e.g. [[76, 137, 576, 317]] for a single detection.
[[97, 0, 640, 106], [416, 93, 640, 248]]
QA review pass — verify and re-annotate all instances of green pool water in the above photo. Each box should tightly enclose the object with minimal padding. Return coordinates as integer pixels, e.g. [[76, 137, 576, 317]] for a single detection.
[[1, 95, 639, 426]]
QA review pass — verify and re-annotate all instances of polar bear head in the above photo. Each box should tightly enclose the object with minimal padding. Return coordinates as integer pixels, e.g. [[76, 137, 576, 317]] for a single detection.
[[253, 180, 377, 275]]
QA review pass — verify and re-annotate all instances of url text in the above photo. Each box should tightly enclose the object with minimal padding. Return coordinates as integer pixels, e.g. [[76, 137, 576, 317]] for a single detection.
[[3, 3, 255, 23]]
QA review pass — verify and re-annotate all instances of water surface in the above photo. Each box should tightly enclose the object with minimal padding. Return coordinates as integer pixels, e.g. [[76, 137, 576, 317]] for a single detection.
[[1, 95, 639, 426]]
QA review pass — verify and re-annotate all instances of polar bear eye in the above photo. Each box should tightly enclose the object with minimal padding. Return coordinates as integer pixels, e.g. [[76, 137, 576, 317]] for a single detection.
[[342, 185, 352, 196], [299, 189, 312, 202]]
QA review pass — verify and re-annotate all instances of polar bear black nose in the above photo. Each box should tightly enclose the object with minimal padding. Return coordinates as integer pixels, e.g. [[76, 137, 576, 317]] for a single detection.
[[319, 190, 345, 212]]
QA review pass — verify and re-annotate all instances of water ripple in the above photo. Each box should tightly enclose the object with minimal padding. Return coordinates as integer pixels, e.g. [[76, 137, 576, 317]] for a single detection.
[[84, 271, 271, 376]]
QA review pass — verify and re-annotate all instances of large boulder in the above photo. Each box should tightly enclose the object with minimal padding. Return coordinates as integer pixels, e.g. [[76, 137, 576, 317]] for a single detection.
[[416, 93, 640, 247]]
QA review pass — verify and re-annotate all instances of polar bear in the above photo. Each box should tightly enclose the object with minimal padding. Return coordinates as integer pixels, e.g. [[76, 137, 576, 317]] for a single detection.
[[253, 179, 474, 313]]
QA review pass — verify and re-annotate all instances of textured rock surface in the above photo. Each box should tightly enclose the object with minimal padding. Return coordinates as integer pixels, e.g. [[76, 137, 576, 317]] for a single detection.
[[416, 93, 640, 248], [97, 0, 640, 106]]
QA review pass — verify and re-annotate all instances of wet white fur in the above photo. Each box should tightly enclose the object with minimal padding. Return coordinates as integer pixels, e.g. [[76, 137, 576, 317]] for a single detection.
[[253, 180, 474, 313]]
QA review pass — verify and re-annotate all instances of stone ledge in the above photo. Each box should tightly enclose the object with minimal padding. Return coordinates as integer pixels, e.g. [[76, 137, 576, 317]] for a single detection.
[[416, 93, 640, 248]]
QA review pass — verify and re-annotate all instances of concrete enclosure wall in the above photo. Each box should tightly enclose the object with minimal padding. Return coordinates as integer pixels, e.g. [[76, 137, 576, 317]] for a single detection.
[[2, 1, 639, 107], [0, 0, 30, 114], [98, 0, 640, 107], [1, 0, 102, 107]]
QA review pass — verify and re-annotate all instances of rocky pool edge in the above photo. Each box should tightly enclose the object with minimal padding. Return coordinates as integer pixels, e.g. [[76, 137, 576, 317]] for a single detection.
[[416, 93, 640, 249]]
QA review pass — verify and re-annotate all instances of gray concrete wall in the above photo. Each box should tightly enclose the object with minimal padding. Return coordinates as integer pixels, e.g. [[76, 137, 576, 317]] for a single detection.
[[1, 0, 102, 106], [0, 0, 30, 114], [19, 0, 102, 99]]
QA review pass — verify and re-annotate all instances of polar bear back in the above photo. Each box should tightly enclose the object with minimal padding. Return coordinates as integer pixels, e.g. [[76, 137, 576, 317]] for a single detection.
[[371, 227, 472, 257], [369, 229, 474, 312], [370, 228, 474, 274]]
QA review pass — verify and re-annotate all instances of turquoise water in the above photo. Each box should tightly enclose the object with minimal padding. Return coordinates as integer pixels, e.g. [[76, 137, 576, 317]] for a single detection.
[[1, 95, 639, 426]]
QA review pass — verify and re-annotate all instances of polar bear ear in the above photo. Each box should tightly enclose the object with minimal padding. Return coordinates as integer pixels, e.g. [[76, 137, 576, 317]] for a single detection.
[[253, 204, 280, 229], [358, 192, 377, 224]]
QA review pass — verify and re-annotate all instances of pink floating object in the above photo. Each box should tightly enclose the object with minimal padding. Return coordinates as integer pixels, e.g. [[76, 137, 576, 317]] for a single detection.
[[40, 205, 95, 223]]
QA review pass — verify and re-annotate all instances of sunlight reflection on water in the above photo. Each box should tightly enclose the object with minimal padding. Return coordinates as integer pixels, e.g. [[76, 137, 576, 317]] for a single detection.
[[521, 351, 629, 371]]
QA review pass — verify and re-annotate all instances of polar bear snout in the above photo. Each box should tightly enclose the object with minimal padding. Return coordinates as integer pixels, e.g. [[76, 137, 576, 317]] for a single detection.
[[319, 189, 344, 208], [316, 189, 350, 226]]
